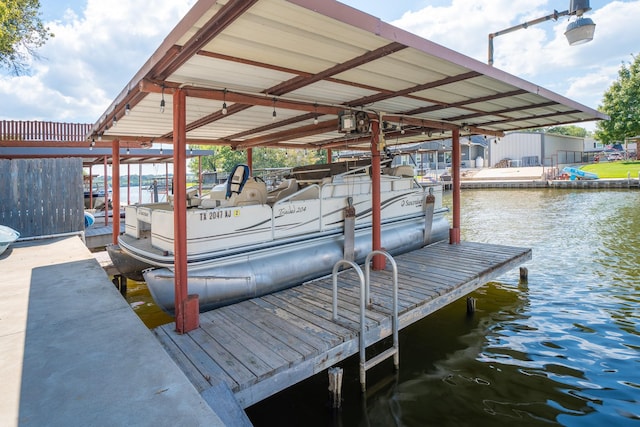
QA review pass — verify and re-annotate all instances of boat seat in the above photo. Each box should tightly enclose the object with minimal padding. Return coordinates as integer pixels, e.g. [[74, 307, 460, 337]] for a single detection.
[[226, 164, 250, 198], [229, 178, 267, 206], [267, 178, 298, 204], [390, 165, 415, 177]]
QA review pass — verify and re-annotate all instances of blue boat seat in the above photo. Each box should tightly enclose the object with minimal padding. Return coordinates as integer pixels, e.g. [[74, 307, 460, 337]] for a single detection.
[[226, 164, 250, 199]]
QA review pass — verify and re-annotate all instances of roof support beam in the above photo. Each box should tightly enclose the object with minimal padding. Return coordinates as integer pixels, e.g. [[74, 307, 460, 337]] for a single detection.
[[348, 71, 481, 107], [156, 0, 260, 80], [447, 101, 559, 123], [480, 109, 583, 128], [237, 120, 336, 149], [406, 89, 528, 115]]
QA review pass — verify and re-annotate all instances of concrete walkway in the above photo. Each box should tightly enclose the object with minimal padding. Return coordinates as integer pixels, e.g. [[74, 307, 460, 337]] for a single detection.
[[463, 166, 545, 181], [0, 236, 225, 426]]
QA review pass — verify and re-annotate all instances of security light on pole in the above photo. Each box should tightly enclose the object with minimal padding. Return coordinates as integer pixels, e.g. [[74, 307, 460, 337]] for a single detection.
[[488, 0, 596, 66]]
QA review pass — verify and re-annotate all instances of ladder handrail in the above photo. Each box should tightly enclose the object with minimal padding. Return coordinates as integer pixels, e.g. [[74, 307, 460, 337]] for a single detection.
[[365, 250, 399, 371], [331, 259, 365, 322], [331, 250, 399, 392]]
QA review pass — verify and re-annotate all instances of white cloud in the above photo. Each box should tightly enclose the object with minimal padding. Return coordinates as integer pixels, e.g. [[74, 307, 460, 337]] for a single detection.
[[397, 0, 640, 113], [0, 0, 195, 122], [1, 0, 638, 130]]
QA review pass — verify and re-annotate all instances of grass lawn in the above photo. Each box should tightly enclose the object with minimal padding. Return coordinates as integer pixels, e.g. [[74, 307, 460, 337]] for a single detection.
[[581, 161, 640, 178]]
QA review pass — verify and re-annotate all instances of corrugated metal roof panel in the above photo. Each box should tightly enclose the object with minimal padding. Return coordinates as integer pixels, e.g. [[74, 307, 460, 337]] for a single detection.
[[92, 0, 606, 150]]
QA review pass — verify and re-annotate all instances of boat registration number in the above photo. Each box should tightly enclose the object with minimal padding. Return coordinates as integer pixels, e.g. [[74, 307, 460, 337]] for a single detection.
[[199, 209, 240, 220]]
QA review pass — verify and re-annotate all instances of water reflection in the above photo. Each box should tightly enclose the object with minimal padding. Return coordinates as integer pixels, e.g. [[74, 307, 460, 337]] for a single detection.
[[248, 189, 640, 426]]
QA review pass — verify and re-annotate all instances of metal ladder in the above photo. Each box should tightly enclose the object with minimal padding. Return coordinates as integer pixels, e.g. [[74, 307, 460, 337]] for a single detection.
[[332, 250, 399, 392]]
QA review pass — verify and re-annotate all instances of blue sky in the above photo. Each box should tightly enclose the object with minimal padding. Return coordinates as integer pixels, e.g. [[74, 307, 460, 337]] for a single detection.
[[2, 0, 639, 133]]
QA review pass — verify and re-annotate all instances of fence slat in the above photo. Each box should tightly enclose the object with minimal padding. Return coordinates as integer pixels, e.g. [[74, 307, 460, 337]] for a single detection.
[[0, 120, 91, 142]]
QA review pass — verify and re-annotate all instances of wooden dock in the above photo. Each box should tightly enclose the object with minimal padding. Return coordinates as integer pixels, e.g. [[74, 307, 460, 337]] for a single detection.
[[154, 240, 531, 409], [84, 222, 124, 250]]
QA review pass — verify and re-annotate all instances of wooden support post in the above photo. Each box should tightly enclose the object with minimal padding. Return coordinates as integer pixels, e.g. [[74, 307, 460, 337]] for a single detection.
[[519, 267, 528, 284], [328, 367, 343, 409], [466, 296, 476, 315], [343, 198, 355, 262], [111, 274, 127, 296], [423, 193, 435, 245]]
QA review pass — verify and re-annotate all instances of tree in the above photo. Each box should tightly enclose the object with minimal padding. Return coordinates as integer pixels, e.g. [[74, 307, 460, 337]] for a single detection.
[[189, 146, 327, 177], [544, 125, 588, 138], [0, 0, 52, 74], [520, 125, 588, 137], [595, 54, 640, 144]]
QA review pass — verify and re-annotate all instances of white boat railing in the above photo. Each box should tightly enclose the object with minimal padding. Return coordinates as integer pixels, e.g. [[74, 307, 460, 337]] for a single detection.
[[331, 250, 399, 392]]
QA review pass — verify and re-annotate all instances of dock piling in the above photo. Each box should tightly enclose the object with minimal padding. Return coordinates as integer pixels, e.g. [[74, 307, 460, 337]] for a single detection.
[[519, 267, 529, 284], [466, 297, 476, 315], [111, 274, 127, 296], [328, 367, 343, 409]]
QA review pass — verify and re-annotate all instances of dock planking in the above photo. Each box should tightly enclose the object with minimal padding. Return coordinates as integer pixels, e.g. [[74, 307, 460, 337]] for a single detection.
[[153, 240, 532, 409]]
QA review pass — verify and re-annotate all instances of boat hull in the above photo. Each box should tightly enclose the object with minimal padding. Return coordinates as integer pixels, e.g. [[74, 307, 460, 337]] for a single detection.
[[0, 225, 20, 256], [106, 244, 153, 281], [144, 213, 449, 313]]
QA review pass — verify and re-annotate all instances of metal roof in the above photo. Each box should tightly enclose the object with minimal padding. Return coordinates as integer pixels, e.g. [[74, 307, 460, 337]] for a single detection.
[[0, 147, 214, 167], [91, 0, 607, 152]]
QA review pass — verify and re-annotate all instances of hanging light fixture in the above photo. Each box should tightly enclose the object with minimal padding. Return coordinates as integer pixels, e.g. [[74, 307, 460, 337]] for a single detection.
[[222, 89, 228, 115], [160, 84, 166, 113], [159, 143, 163, 155], [89, 137, 95, 151], [125, 104, 131, 115], [272, 98, 277, 121]]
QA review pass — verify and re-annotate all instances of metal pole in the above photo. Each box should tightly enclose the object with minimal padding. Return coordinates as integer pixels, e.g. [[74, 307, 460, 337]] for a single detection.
[[173, 88, 199, 333], [450, 129, 461, 244], [112, 140, 120, 246], [370, 118, 384, 270], [488, 10, 569, 65]]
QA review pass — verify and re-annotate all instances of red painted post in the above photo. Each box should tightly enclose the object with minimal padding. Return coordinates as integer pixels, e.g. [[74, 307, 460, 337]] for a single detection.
[[198, 156, 203, 197], [173, 88, 199, 333], [112, 140, 120, 246], [103, 156, 109, 226], [88, 167, 94, 211], [450, 128, 461, 244], [370, 119, 385, 270], [247, 148, 253, 173], [327, 148, 332, 164]]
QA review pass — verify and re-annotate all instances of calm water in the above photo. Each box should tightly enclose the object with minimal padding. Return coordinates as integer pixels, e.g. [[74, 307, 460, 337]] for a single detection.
[[118, 185, 168, 205], [245, 189, 640, 426]]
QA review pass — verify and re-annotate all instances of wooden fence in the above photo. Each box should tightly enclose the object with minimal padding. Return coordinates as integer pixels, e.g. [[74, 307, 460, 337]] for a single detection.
[[0, 120, 92, 142], [0, 158, 84, 237]]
